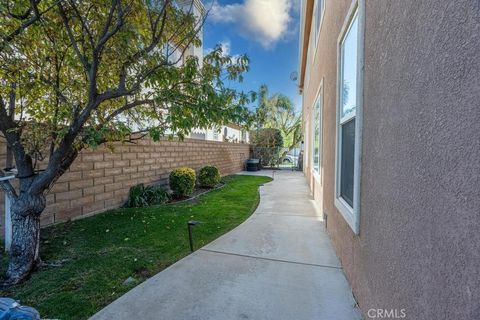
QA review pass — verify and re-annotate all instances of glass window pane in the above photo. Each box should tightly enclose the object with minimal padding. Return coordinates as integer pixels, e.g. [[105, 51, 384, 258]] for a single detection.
[[340, 118, 355, 207], [313, 98, 321, 172], [340, 14, 358, 119]]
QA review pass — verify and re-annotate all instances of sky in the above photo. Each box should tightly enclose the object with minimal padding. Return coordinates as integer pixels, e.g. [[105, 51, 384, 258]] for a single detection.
[[202, 0, 302, 111]]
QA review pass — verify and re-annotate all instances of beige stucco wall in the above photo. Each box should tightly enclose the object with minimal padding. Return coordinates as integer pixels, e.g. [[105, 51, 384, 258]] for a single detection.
[[301, 0, 480, 319]]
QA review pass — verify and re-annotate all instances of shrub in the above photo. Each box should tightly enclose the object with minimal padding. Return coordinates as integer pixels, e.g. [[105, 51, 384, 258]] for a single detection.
[[198, 165, 221, 188], [146, 186, 170, 205], [251, 128, 284, 167], [251, 128, 284, 148], [169, 167, 196, 197], [127, 184, 169, 208]]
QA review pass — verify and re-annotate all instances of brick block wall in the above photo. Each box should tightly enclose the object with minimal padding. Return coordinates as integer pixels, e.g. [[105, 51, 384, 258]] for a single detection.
[[0, 138, 250, 234]]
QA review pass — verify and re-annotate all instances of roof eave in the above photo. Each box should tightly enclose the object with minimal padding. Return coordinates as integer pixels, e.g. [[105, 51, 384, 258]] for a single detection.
[[298, 0, 314, 92]]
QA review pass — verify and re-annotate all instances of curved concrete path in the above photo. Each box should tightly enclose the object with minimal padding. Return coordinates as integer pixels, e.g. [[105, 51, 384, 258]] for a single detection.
[[91, 170, 362, 320]]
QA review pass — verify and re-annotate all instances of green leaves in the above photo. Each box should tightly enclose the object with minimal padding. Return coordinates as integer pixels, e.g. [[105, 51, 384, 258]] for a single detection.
[[148, 127, 162, 142], [254, 85, 302, 151], [0, 0, 254, 162], [126, 184, 169, 208]]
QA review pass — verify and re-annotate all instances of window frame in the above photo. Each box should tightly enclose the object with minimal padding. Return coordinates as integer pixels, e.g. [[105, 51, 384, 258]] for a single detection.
[[334, 0, 365, 235], [311, 79, 324, 181]]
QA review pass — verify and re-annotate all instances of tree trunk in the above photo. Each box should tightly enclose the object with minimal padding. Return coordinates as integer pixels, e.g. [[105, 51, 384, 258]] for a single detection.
[[4, 193, 46, 285], [280, 142, 298, 160]]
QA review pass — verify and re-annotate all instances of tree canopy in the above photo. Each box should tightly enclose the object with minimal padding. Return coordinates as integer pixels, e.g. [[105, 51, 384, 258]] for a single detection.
[[0, 0, 254, 285], [254, 84, 302, 156], [0, 0, 253, 193]]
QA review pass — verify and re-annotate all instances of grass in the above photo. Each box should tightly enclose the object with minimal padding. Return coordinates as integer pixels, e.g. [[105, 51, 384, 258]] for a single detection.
[[0, 175, 272, 320]]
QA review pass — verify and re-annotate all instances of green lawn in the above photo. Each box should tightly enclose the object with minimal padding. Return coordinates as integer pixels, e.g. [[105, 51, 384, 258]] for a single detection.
[[0, 175, 271, 320]]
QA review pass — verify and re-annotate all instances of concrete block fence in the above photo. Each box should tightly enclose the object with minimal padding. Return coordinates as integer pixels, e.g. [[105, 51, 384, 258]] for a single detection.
[[0, 138, 250, 235]]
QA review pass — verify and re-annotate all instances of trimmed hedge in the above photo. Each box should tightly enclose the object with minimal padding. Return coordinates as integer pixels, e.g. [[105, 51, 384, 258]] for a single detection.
[[169, 167, 196, 197], [198, 165, 221, 188]]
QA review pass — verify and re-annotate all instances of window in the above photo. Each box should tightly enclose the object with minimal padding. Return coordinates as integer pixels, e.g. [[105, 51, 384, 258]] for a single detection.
[[339, 13, 358, 207], [223, 127, 228, 141], [312, 81, 323, 174], [335, 0, 364, 234], [340, 118, 355, 206]]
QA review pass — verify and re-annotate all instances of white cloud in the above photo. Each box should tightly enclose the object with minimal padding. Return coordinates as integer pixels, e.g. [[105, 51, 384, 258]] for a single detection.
[[208, 0, 296, 49], [209, 2, 243, 23], [205, 39, 242, 62], [219, 39, 231, 56], [204, 39, 230, 56]]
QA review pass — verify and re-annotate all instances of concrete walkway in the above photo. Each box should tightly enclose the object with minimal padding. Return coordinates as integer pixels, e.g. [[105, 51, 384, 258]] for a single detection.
[[91, 170, 362, 320]]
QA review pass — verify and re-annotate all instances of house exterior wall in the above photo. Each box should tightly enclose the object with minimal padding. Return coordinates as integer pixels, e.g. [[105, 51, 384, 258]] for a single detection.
[[189, 125, 250, 143], [205, 127, 221, 141], [178, 0, 205, 65], [299, 0, 480, 319], [0, 138, 250, 236], [221, 125, 249, 143]]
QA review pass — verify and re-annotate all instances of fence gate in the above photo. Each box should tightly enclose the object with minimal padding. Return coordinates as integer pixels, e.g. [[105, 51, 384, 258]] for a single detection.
[[251, 144, 302, 171]]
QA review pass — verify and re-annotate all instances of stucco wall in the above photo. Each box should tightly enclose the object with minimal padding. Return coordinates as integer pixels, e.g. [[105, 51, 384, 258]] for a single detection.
[[301, 0, 480, 319]]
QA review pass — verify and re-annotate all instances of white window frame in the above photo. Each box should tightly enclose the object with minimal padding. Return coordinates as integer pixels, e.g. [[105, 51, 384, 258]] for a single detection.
[[334, 0, 364, 235], [311, 79, 324, 181]]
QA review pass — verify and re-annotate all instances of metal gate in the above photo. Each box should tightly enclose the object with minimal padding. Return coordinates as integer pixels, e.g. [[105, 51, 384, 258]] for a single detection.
[[251, 144, 302, 171]]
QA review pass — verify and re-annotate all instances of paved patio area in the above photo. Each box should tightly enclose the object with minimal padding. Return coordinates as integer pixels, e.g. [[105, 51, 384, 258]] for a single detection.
[[91, 170, 362, 320]]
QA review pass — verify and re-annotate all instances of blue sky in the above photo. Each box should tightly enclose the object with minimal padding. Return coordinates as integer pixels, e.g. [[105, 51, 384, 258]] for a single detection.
[[202, 0, 302, 111]]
